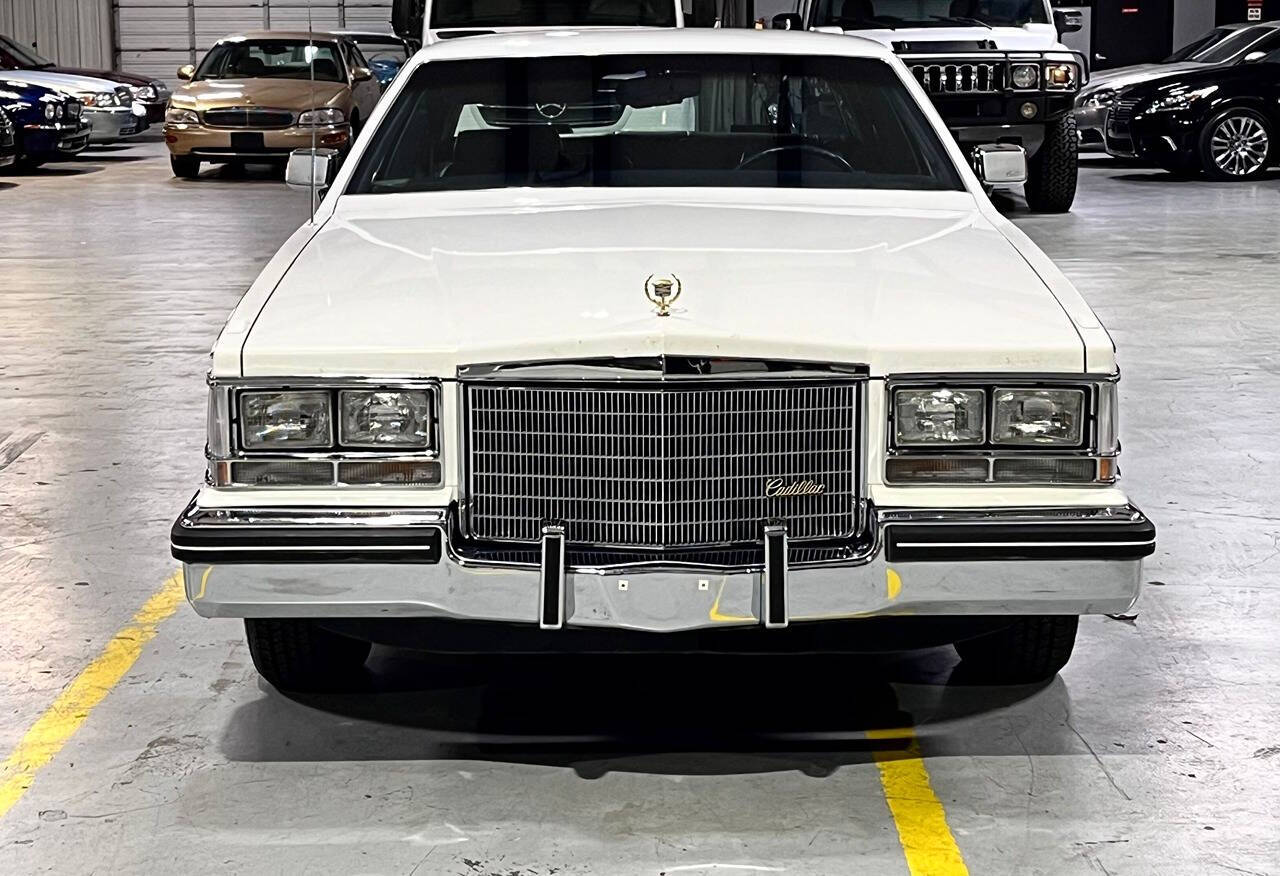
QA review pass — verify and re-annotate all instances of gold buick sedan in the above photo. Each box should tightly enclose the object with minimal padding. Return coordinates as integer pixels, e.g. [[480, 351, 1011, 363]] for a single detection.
[[164, 31, 382, 178]]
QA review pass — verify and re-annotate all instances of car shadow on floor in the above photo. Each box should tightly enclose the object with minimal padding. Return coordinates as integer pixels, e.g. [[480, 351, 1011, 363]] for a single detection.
[[174, 162, 287, 185], [218, 649, 1071, 777]]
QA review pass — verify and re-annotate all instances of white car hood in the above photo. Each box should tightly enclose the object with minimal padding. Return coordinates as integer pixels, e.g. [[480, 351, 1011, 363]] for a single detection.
[[0, 69, 124, 95], [840, 23, 1064, 51], [237, 190, 1086, 377]]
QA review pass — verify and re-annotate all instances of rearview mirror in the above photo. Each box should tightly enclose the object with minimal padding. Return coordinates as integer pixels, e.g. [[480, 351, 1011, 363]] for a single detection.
[[1053, 9, 1083, 34], [285, 148, 339, 193], [971, 143, 1027, 185], [177, 64, 195, 81], [772, 12, 804, 29], [352, 65, 374, 82]]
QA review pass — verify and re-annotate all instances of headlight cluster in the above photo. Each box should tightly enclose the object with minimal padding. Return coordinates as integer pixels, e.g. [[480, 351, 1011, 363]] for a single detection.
[[135, 84, 158, 101], [165, 107, 199, 124], [887, 382, 1116, 485], [80, 91, 118, 107], [1010, 61, 1080, 92], [209, 385, 442, 488], [1080, 88, 1115, 109], [1147, 84, 1218, 113], [298, 107, 345, 126], [43, 102, 63, 121]]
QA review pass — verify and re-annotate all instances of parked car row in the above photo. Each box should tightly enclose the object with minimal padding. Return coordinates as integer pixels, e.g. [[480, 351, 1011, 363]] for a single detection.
[[1075, 21, 1280, 180], [0, 32, 169, 171]]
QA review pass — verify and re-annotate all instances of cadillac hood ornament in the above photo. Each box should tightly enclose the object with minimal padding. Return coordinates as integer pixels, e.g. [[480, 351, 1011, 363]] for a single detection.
[[645, 274, 682, 317]]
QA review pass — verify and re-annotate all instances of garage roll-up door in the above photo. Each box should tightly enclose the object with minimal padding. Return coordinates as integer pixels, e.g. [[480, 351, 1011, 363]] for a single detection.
[[115, 0, 393, 87]]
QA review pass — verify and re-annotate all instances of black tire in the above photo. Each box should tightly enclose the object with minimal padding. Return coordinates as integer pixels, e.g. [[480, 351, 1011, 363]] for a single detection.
[[170, 154, 200, 179], [953, 615, 1078, 684], [1197, 107, 1272, 181], [244, 618, 372, 692], [1023, 114, 1078, 213]]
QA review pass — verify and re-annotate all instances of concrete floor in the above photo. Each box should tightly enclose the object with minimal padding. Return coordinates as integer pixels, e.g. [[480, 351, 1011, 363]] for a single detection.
[[1, 140, 1278, 875]]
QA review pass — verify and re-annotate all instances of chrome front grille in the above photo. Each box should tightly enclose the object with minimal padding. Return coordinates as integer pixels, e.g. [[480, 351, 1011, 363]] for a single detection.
[[464, 381, 861, 548], [202, 107, 294, 128], [909, 62, 1002, 94]]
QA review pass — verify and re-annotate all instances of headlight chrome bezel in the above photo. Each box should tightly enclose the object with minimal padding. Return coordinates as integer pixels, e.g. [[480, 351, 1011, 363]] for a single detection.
[[207, 378, 443, 488], [885, 375, 1119, 486], [165, 107, 200, 125]]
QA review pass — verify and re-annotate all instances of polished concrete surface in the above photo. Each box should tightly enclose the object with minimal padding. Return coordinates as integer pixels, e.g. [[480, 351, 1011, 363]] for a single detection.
[[1, 142, 1278, 874]]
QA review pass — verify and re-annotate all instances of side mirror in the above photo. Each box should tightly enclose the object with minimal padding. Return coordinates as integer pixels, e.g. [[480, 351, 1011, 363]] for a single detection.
[[1053, 9, 1083, 34], [177, 64, 195, 81], [285, 147, 340, 193], [1243, 50, 1267, 63], [971, 143, 1028, 185], [352, 65, 374, 82], [392, 0, 424, 42], [772, 12, 804, 29]]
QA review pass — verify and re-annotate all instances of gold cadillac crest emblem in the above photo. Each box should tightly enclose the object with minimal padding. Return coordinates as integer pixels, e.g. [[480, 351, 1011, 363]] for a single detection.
[[645, 274, 682, 317]]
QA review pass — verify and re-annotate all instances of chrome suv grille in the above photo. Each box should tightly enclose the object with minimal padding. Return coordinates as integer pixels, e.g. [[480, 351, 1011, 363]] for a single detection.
[[202, 107, 294, 128], [464, 381, 861, 547], [909, 62, 1002, 94]]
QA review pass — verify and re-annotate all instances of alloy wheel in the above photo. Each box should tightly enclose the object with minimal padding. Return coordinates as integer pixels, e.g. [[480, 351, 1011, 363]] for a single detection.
[[1210, 115, 1269, 177]]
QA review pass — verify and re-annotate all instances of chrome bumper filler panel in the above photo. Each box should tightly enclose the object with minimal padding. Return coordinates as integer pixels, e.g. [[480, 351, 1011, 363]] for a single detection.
[[174, 498, 1152, 630]]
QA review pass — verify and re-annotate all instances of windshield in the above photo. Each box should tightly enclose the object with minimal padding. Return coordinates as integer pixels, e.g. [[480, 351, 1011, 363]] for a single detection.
[[348, 54, 963, 195], [430, 0, 676, 28], [0, 34, 54, 68], [813, 0, 1048, 28], [195, 40, 345, 82], [1192, 26, 1279, 63], [350, 36, 409, 64], [1164, 27, 1229, 62]]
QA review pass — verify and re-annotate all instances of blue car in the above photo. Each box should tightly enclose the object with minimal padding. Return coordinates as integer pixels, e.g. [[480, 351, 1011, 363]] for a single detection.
[[334, 31, 416, 91], [0, 77, 90, 170]]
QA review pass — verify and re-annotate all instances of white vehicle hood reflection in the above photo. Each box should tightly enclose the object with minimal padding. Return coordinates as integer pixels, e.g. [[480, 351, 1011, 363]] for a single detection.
[[238, 189, 1085, 376]]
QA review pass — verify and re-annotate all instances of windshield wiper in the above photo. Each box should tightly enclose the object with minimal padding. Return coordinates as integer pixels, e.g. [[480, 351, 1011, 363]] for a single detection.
[[929, 15, 993, 28]]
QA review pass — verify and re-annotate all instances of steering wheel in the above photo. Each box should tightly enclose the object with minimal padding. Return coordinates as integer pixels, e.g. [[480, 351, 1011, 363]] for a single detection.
[[736, 144, 855, 173]]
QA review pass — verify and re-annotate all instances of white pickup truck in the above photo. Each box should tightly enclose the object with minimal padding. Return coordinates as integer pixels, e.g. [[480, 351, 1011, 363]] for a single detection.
[[393, 0, 684, 44], [774, 0, 1087, 212]]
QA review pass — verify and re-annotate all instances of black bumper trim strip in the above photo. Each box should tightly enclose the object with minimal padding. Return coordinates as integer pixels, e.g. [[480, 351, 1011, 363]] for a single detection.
[[885, 517, 1156, 562]]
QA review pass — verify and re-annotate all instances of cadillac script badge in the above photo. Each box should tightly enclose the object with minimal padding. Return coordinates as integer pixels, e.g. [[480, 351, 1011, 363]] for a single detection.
[[765, 478, 827, 498], [645, 274, 682, 317]]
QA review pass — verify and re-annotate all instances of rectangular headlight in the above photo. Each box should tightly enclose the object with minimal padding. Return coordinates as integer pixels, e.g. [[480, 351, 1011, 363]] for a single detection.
[[240, 390, 333, 449], [339, 389, 434, 448], [894, 388, 985, 446], [1045, 63, 1079, 91], [992, 388, 1084, 446]]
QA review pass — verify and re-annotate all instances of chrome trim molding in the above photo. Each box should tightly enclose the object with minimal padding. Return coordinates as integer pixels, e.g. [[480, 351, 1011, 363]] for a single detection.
[[458, 356, 871, 382]]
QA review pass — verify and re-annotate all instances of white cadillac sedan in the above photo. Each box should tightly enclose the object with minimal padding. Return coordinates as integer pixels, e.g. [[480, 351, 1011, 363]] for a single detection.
[[171, 29, 1154, 691]]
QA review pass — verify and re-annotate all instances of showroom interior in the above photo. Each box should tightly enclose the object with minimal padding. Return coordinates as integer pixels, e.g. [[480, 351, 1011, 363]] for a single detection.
[[1, 0, 1279, 873]]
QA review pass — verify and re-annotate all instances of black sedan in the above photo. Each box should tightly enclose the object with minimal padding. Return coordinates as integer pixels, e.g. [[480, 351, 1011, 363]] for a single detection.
[[1105, 47, 1280, 179]]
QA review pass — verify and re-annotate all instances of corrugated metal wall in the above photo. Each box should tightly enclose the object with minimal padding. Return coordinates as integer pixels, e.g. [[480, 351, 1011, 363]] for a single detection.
[[115, 1, 394, 86], [0, 0, 112, 68]]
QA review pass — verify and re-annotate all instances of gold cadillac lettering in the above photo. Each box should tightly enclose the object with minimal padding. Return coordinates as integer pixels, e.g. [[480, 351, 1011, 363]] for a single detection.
[[764, 478, 827, 498]]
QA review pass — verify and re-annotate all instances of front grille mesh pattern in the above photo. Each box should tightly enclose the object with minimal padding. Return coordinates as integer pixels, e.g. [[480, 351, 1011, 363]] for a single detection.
[[202, 107, 294, 128], [910, 62, 1002, 94], [465, 383, 859, 547]]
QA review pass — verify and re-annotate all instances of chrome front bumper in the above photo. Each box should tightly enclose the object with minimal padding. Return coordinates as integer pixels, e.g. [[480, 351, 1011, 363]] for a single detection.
[[172, 499, 1154, 631], [85, 107, 142, 142]]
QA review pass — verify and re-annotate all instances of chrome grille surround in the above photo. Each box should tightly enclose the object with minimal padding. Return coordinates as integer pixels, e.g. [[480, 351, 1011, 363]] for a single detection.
[[202, 107, 295, 129], [909, 62, 1002, 94], [462, 364, 865, 550]]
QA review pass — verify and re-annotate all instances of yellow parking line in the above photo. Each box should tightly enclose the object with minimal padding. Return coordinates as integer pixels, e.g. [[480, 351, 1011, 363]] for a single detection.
[[0, 571, 185, 820], [868, 726, 970, 876]]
